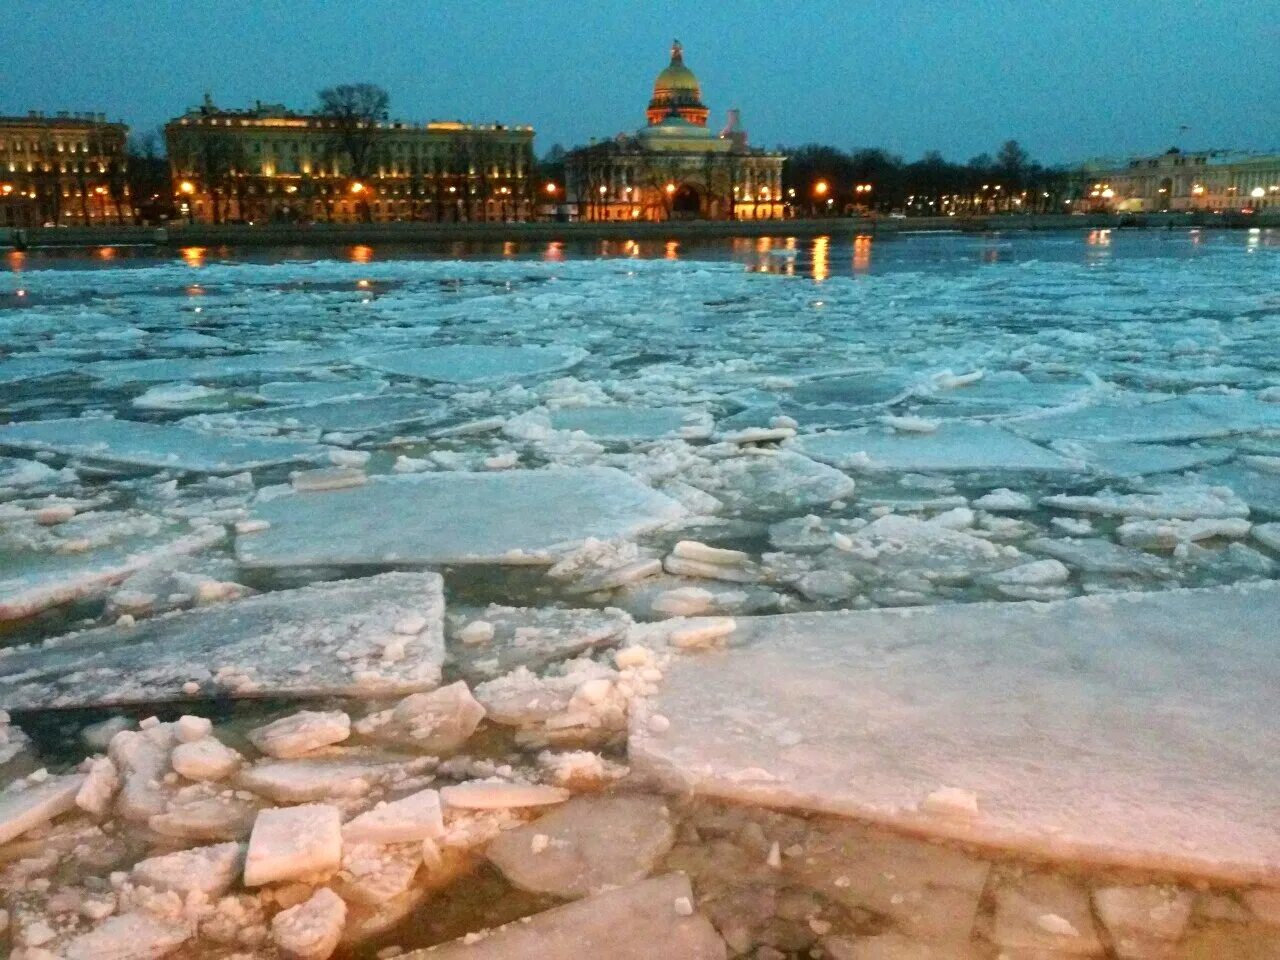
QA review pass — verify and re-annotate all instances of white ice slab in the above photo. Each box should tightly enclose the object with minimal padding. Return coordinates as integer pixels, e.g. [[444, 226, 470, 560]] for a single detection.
[[0, 572, 445, 709], [548, 406, 694, 441], [237, 468, 684, 569], [632, 582, 1280, 884], [0, 417, 324, 473], [358, 344, 585, 384], [0, 773, 86, 844], [407, 874, 725, 960], [1014, 395, 1280, 445], [1201, 463, 1280, 517], [222, 394, 449, 433], [797, 424, 1075, 474]]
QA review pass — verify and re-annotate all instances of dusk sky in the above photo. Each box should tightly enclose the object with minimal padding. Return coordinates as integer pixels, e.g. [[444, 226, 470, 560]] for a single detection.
[[7, 0, 1279, 166]]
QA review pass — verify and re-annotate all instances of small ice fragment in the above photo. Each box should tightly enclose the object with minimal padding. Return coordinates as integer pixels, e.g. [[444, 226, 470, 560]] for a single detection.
[[249, 710, 351, 759], [271, 887, 347, 960], [921, 786, 981, 818], [291, 467, 367, 492], [1036, 913, 1081, 937], [647, 714, 671, 733], [440, 780, 570, 810], [457, 619, 496, 645], [342, 788, 444, 843], [766, 841, 782, 868], [673, 896, 694, 916], [175, 714, 212, 743], [672, 540, 750, 567], [171, 737, 242, 781], [669, 617, 736, 650]]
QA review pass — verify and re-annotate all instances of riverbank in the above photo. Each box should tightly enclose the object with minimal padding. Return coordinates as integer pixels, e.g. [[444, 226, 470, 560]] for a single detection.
[[5, 209, 1278, 251]]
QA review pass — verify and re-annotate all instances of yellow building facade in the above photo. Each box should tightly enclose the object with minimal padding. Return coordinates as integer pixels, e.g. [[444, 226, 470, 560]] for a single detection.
[[566, 42, 786, 222], [0, 112, 130, 228], [164, 97, 535, 224]]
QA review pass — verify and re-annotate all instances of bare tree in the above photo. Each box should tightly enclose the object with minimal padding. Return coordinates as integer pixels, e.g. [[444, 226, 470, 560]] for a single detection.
[[316, 83, 390, 222]]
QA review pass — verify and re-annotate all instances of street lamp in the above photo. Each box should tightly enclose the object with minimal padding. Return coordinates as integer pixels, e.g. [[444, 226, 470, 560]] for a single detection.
[[544, 182, 557, 195], [349, 182, 365, 194]]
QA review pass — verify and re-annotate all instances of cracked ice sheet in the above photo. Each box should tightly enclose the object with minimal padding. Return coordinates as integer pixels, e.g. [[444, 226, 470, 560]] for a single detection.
[[632, 581, 1280, 884], [795, 423, 1076, 474], [0, 571, 444, 709], [0, 418, 325, 474], [357, 344, 586, 384], [80, 351, 342, 386], [1013, 395, 1280, 444], [237, 467, 685, 569], [1053, 440, 1235, 478], [197, 394, 450, 434]]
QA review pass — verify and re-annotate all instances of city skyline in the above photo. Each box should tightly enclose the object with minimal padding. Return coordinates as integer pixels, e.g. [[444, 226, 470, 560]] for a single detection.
[[5, 0, 1280, 165]]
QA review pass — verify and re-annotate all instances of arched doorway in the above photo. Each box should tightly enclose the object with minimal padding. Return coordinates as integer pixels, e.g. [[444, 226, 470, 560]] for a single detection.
[[672, 184, 702, 218]]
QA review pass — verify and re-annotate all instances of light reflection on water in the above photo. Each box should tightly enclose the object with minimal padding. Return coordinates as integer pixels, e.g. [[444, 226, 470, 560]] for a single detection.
[[2, 229, 1275, 285]]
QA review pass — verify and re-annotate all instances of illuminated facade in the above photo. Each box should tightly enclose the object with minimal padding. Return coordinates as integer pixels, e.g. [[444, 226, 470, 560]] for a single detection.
[[164, 96, 535, 224], [0, 112, 130, 228], [1076, 149, 1280, 213], [565, 42, 786, 221]]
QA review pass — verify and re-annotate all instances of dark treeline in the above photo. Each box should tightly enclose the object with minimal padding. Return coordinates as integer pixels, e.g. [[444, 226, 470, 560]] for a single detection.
[[780, 140, 1074, 216]]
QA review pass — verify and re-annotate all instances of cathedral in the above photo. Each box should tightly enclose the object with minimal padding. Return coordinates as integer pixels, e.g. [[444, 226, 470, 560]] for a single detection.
[[565, 41, 786, 221]]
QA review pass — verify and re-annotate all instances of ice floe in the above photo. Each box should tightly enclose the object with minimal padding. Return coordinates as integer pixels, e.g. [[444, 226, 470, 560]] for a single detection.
[[0, 572, 445, 709], [237, 468, 684, 568]]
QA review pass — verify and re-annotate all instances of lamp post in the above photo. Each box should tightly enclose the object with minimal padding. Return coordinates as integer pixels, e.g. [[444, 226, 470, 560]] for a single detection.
[[813, 179, 829, 217], [178, 180, 196, 224]]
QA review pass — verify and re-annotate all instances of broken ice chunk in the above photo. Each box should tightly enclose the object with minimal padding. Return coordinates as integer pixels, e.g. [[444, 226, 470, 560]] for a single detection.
[[354, 682, 485, 753], [249, 710, 352, 759], [244, 803, 343, 886], [358, 344, 586, 384], [412, 873, 724, 959], [132, 841, 244, 896], [0, 773, 86, 844], [992, 874, 1103, 955], [446, 606, 631, 683], [170, 736, 243, 781], [0, 572, 445, 710], [59, 912, 193, 960], [271, 887, 347, 960], [1092, 884, 1193, 957], [799, 423, 1074, 474], [440, 779, 570, 810], [342, 788, 444, 843], [486, 795, 675, 897]]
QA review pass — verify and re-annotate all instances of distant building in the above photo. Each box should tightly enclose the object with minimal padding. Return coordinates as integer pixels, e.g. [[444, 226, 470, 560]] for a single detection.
[[1075, 148, 1280, 213], [0, 112, 130, 228], [164, 96, 535, 224], [565, 41, 786, 221]]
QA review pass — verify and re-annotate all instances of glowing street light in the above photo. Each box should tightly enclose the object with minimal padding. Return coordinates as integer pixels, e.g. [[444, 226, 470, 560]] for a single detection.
[[598, 184, 607, 195], [813, 180, 829, 196], [178, 180, 195, 195], [349, 182, 365, 194], [665, 182, 677, 195], [1250, 187, 1266, 199], [544, 182, 557, 195]]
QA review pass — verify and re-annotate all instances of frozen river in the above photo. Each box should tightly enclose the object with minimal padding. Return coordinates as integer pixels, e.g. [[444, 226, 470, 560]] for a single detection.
[[0, 229, 1277, 959]]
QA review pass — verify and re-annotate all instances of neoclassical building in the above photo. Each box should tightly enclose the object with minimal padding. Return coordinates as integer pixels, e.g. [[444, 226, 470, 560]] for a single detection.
[[1074, 148, 1280, 213], [165, 96, 535, 224], [566, 42, 785, 221], [0, 112, 130, 228]]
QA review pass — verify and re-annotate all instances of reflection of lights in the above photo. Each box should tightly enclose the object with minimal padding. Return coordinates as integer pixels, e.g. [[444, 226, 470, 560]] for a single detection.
[[502, 241, 516, 257], [356, 279, 371, 289], [853, 234, 872, 272], [16, 289, 26, 297], [180, 246, 206, 267], [665, 240, 679, 260], [811, 235, 829, 282], [96, 246, 116, 260], [350, 245, 373, 264], [544, 241, 564, 262]]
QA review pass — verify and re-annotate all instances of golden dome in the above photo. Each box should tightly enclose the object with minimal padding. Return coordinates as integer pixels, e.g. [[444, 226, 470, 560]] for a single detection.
[[647, 40, 709, 128], [653, 41, 701, 96]]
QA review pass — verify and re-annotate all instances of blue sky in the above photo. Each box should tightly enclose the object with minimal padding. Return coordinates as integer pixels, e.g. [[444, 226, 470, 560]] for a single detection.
[[6, 0, 1279, 164]]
